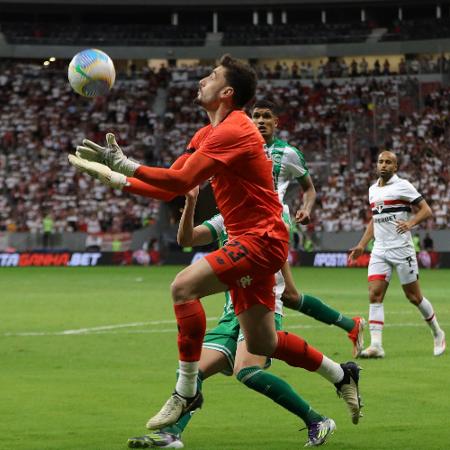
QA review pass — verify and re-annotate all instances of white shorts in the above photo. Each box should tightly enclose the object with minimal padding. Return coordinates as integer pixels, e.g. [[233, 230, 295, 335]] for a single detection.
[[368, 248, 419, 285]]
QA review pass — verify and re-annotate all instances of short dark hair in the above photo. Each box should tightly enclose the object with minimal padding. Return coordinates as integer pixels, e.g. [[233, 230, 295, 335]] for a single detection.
[[219, 54, 257, 108], [252, 99, 279, 115]]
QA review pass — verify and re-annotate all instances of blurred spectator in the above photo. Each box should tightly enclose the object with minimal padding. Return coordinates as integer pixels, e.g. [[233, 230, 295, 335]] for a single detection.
[[423, 233, 434, 251], [42, 213, 54, 248], [413, 234, 421, 252]]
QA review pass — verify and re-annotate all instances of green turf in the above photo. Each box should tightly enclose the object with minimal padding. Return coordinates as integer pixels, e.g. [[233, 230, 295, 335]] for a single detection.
[[0, 267, 448, 450]]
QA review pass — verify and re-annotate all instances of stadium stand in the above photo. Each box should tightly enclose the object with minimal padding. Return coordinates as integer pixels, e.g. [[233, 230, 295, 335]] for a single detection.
[[222, 22, 371, 46], [0, 60, 169, 233], [383, 18, 450, 41], [1, 22, 207, 46], [0, 59, 448, 235]]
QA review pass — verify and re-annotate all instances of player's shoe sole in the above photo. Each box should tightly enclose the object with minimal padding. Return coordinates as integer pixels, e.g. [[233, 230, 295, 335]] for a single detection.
[[358, 345, 385, 359], [146, 391, 203, 430], [433, 330, 446, 356], [348, 317, 366, 357], [304, 418, 336, 447], [127, 431, 184, 448], [335, 362, 363, 424]]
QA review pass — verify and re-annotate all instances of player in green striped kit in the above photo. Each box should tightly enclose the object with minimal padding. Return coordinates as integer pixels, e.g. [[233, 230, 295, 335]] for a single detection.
[[252, 99, 365, 356], [128, 186, 362, 449]]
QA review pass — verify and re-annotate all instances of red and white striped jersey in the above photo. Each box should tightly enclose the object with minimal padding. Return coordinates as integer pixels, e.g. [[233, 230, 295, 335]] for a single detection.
[[369, 174, 423, 251]]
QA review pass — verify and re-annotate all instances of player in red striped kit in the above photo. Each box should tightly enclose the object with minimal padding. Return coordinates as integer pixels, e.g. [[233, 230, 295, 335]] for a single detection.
[[350, 151, 445, 358]]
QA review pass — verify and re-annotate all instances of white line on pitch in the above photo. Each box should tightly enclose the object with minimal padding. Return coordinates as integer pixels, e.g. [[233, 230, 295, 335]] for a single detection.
[[1, 309, 418, 337], [2, 317, 220, 337], [71, 322, 450, 335], [3, 320, 446, 337]]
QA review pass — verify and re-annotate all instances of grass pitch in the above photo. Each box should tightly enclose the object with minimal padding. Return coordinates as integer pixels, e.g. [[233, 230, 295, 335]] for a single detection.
[[0, 266, 448, 450]]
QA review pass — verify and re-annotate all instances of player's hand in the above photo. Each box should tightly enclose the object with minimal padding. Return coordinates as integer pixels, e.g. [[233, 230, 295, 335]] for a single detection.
[[395, 220, 412, 234], [349, 245, 365, 260], [68, 154, 128, 189], [295, 209, 311, 225], [76, 133, 139, 177], [186, 186, 200, 200]]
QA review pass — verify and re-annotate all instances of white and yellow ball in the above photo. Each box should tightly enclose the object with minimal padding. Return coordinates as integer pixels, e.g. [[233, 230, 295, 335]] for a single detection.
[[68, 48, 116, 97]]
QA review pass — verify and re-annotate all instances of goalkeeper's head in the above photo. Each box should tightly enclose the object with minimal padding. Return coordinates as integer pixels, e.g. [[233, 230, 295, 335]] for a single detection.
[[251, 99, 279, 144], [195, 54, 257, 111]]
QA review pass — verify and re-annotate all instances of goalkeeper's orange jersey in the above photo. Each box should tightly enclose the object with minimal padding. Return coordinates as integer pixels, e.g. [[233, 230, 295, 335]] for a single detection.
[[188, 110, 288, 241]]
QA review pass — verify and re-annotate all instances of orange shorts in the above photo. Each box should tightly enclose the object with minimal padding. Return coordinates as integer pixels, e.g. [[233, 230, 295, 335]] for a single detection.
[[205, 233, 288, 315]]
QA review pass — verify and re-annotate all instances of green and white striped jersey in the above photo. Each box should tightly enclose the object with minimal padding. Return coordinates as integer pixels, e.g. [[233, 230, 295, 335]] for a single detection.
[[203, 213, 284, 321], [266, 137, 309, 206]]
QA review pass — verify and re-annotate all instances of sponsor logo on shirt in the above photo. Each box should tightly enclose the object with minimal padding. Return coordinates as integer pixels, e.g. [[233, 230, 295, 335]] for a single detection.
[[374, 214, 396, 224]]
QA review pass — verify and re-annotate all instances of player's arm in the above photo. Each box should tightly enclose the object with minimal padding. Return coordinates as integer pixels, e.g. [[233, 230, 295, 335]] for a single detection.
[[177, 187, 215, 247], [134, 151, 219, 195], [72, 130, 223, 195], [69, 150, 192, 200], [123, 153, 192, 201], [395, 199, 432, 234], [295, 174, 316, 225], [349, 219, 374, 260], [124, 178, 177, 201]]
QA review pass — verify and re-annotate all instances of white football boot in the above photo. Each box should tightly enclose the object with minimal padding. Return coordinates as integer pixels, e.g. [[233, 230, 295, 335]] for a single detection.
[[358, 345, 385, 359], [433, 330, 446, 356]]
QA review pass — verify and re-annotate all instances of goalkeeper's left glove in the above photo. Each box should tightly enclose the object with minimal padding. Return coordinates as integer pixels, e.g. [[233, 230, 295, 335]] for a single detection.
[[68, 154, 128, 189], [75, 133, 139, 177]]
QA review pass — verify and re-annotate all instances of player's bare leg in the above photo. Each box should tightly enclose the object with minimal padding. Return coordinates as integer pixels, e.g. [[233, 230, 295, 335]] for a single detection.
[[198, 349, 231, 379], [402, 281, 445, 356], [280, 261, 365, 356], [238, 305, 363, 424], [147, 258, 227, 430], [360, 279, 388, 358]]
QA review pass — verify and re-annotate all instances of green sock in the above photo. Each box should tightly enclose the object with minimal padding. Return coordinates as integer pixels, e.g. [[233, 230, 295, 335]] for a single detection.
[[236, 366, 323, 426], [161, 371, 204, 435], [298, 294, 355, 332]]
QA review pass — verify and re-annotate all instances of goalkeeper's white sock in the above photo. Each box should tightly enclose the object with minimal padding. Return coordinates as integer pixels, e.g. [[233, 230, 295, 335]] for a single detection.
[[417, 297, 442, 337], [175, 361, 198, 398], [369, 303, 384, 347], [316, 355, 345, 384]]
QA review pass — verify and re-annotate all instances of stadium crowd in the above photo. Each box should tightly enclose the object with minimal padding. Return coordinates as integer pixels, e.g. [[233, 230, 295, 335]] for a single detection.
[[262, 78, 449, 233], [0, 60, 167, 234], [0, 60, 448, 238], [251, 56, 450, 80], [163, 75, 449, 234]]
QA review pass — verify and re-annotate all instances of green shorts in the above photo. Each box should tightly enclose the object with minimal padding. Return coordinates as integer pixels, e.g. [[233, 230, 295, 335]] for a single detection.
[[202, 313, 283, 376]]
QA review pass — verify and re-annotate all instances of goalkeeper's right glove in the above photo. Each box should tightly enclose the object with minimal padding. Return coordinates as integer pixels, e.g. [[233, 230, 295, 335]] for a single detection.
[[75, 133, 139, 177], [68, 154, 128, 189]]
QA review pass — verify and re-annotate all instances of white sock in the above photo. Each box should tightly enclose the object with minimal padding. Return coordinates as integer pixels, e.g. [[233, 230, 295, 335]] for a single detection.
[[316, 355, 345, 384], [175, 361, 198, 398], [417, 297, 442, 337], [369, 303, 384, 347]]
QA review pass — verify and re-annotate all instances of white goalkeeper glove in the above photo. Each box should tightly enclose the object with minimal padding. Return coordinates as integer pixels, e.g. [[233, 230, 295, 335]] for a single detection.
[[68, 154, 128, 189], [75, 133, 139, 177]]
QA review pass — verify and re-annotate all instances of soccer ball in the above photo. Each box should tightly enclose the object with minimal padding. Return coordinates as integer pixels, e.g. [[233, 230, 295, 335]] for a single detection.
[[68, 48, 116, 97]]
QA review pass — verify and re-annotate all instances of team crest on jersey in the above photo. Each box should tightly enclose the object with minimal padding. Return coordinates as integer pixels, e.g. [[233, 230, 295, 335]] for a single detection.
[[374, 200, 384, 213], [238, 275, 253, 288], [271, 153, 282, 165]]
